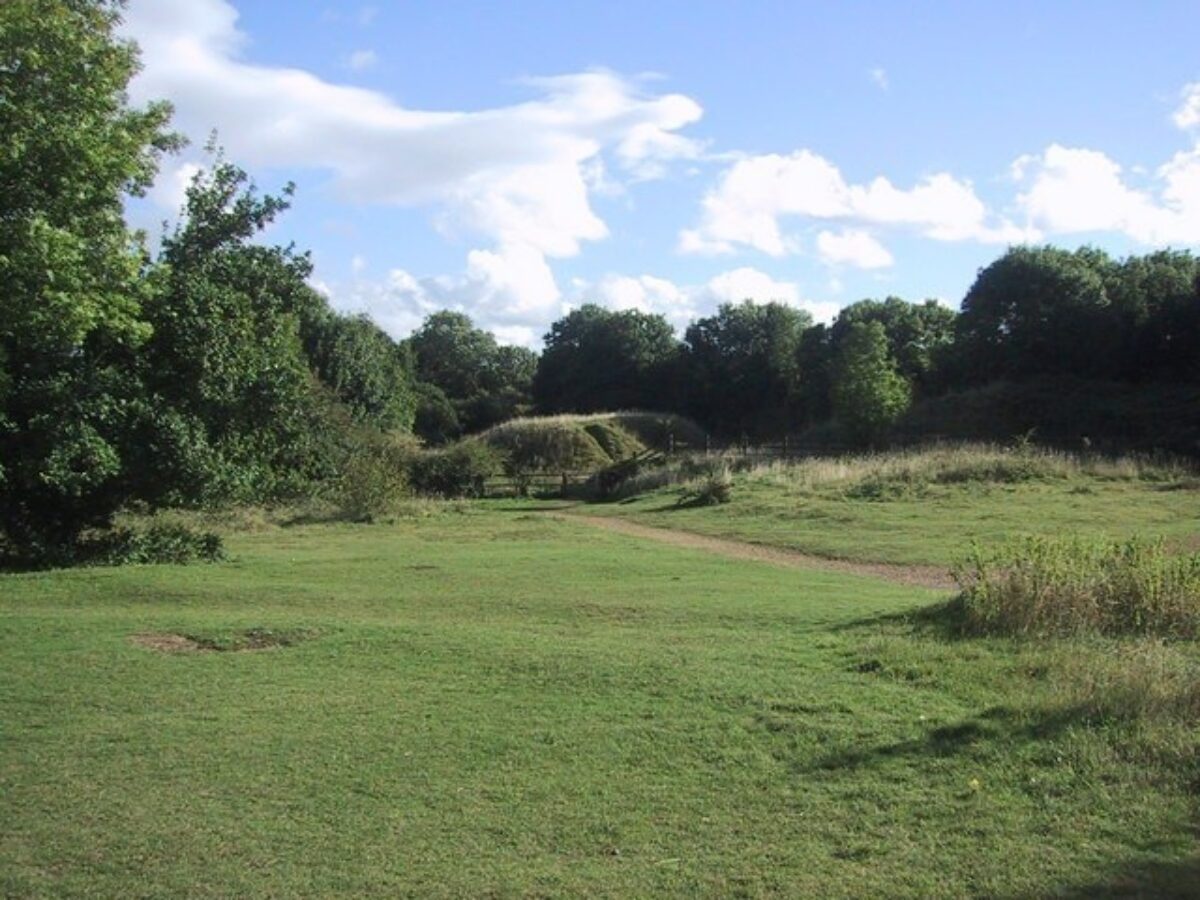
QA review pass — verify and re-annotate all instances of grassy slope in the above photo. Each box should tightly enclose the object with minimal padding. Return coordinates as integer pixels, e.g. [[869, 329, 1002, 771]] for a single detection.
[[2, 510, 1198, 897], [583, 460, 1200, 567]]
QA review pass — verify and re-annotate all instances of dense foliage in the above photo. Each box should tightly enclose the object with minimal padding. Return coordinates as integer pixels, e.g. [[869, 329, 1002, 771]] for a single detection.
[[3, 0, 1199, 562]]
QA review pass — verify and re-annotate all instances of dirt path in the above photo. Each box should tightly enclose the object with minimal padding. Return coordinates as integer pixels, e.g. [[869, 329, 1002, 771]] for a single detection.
[[553, 512, 956, 590]]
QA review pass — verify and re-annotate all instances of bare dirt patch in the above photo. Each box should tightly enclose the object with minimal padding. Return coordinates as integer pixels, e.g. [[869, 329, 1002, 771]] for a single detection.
[[555, 512, 955, 590], [130, 633, 208, 653], [130, 628, 315, 653]]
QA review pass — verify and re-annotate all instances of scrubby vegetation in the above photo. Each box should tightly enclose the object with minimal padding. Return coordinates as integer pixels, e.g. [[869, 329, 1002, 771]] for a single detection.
[[954, 535, 1200, 638]]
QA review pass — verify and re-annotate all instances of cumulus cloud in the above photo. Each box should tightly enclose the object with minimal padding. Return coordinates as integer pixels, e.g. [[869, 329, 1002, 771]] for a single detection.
[[323, 264, 841, 349], [816, 228, 894, 269], [120, 0, 704, 325], [576, 267, 840, 333], [1173, 82, 1200, 133], [680, 150, 1029, 257], [1013, 144, 1200, 245]]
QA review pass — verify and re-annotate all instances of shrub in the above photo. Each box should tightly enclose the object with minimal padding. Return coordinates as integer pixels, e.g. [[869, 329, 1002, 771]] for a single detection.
[[679, 464, 733, 507], [953, 535, 1200, 638], [333, 433, 414, 522], [409, 440, 501, 498], [86, 523, 225, 566]]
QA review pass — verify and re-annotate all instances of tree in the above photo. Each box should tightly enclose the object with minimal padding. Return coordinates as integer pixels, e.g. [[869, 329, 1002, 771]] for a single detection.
[[0, 0, 178, 553], [138, 156, 327, 504], [533, 305, 680, 414], [683, 301, 811, 437], [407, 311, 535, 435], [302, 308, 417, 432], [830, 321, 911, 445], [1106, 251, 1200, 381], [955, 246, 1117, 383], [830, 297, 955, 395]]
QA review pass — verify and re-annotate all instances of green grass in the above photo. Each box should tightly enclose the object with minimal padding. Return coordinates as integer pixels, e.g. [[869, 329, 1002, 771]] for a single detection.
[[587, 445, 1200, 566], [3, 507, 1199, 896]]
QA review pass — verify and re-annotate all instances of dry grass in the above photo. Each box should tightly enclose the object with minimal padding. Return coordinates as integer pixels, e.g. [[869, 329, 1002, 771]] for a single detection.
[[599, 443, 1197, 504], [745, 443, 1195, 493], [954, 535, 1200, 638], [1052, 639, 1200, 724]]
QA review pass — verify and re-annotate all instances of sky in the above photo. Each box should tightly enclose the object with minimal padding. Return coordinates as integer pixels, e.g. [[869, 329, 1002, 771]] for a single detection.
[[119, 0, 1200, 348]]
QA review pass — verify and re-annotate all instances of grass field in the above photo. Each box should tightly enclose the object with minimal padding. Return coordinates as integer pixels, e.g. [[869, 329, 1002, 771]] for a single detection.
[[585, 445, 1200, 566], [3, 505, 1199, 897]]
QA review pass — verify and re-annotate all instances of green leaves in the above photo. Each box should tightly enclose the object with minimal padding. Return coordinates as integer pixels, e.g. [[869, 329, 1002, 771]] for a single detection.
[[831, 321, 912, 446]]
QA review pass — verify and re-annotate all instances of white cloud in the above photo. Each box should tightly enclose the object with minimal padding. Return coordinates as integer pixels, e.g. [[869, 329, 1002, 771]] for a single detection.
[[816, 228, 894, 269], [1173, 82, 1200, 132], [120, 0, 703, 318], [346, 49, 378, 72], [681, 150, 1028, 256], [147, 160, 203, 217], [1014, 143, 1200, 245], [869, 67, 889, 91], [578, 267, 840, 332]]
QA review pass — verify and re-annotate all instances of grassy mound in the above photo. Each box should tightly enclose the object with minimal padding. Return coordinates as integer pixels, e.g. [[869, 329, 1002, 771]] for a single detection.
[[474, 411, 705, 473]]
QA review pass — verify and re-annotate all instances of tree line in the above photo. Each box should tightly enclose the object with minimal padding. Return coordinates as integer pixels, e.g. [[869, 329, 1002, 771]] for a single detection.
[[3, 1, 1199, 559]]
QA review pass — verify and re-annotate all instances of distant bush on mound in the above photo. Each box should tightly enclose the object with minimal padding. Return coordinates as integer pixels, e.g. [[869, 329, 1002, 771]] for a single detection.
[[953, 535, 1200, 639], [475, 412, 705, 474]]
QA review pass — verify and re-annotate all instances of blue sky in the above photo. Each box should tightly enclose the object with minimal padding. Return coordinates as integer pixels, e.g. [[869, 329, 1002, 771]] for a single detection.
[[121, 1, 1200, 346]]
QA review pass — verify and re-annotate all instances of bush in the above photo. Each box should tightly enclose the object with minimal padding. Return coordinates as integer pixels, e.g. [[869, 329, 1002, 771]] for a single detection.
[[954, 535, 1200, 638], [333, 433, 414, 522], [679, 464, 733, 507], [409, 440, 501, 498], [86, 523, 225, 566]]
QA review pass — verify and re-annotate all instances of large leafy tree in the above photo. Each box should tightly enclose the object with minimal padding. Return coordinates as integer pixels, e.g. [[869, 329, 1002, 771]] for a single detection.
[[138, 157, 329, 504], [533, 305, 680, 415], [830, 297, 956, 395], [830, 321, 911, 445], [1106, 251, 1200, 381], [0, 0, 179, 551], [955, 246, 1117, 383], [683, 301, 810, 437], [407, 311, 535, 437], [301, 308, 417, 433]]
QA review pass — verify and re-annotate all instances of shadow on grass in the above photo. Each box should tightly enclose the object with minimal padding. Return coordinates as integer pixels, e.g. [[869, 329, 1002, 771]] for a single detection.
[[828, 596, 969, 640], [1036, 855, 1200, 899], [808, 703, 1090, 774]]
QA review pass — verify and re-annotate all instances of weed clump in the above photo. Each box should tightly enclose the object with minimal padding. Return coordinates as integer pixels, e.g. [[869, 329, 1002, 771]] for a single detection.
[[954, 535, 1200, 638], [679, 464, 733, 507]]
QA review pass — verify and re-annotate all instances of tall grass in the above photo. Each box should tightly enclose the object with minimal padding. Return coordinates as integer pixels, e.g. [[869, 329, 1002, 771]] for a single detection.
[[954, 535, 1200, 638], [598, 442, 1197, 503]]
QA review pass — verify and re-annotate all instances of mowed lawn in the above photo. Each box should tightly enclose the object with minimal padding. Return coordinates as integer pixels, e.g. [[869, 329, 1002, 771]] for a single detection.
[[2, 510, 1198, 897]]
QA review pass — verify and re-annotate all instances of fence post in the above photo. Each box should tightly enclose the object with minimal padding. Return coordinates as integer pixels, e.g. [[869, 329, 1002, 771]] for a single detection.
[[561, 472, 568, 498], [783, 435, 790, 459], [668, 431, 675, 455], [704, 434, 710, 456]]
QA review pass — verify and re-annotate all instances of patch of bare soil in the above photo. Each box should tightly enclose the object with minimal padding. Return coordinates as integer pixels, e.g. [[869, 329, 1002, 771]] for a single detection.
[[556, 513, 956, 590], [130, 633, 208, 653], [130, 628, 313, 653]]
